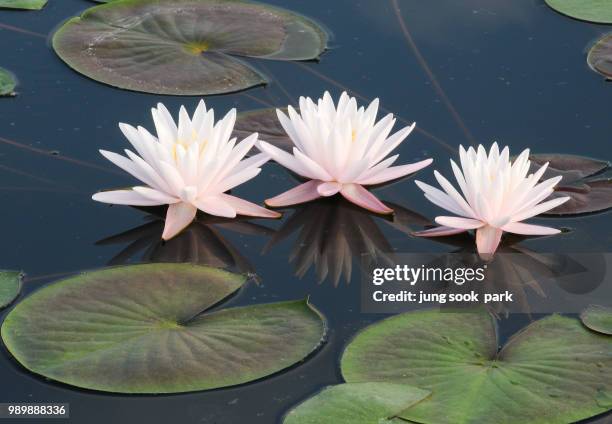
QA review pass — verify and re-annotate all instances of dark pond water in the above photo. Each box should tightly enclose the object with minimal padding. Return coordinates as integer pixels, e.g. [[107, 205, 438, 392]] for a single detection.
[[0, 0, 611, 423]]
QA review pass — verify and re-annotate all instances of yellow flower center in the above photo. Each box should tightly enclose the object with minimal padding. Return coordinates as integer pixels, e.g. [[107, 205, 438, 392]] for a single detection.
[[184, 41, 210, 55]]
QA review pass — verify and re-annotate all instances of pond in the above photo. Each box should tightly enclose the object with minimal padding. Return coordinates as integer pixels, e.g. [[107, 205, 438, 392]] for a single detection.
[[0, 0, 611, 423]]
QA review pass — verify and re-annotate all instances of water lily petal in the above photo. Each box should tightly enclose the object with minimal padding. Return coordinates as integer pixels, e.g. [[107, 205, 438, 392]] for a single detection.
[[219, 193, 281, 218], [358, 159, 433, 186], [370, 123, 416, 165], [433, 170, 476, 218], [132, 186, 179, 204], [266, 180, 322, 207], [92, 189, 164, 206], [340, 183, 393, 214], [415, 180, 470, 217], [212, 133, 259, 185], [475, 225, 503, 257], [412, 226, 468, 237], [355, 155, 399, 183], [162, 202, 197, 240], [230, 152, 269, 175], [99, 150, 155, 187], [502, 222, 561, 236], [215, 167, 261, 194], [317, 181, 342, 197], [119, 123, 157, 167], [435, 216, 484, 230], [293, 148, 334, 181], [511, 196, 570, 222], [258, 140, 318, 179], [194, 196, 237, 218]]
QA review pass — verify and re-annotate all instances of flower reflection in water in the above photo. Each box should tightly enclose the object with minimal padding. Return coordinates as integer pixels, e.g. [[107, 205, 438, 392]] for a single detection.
[[418, 231, 604, 317], [96, 210, 275, 274], [263, 198, 429, 286]]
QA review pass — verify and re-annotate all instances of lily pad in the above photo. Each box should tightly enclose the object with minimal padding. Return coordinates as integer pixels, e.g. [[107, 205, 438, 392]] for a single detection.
[[0, 271, 22, 309], [581, 305, 612, 335], [588, 33, 612, 80], [544, 0, 612, 24], [53, 0, 327, 95], [1, 263, 326, 393], [283, 382, 430, 424], [234, 108, 293, 156], [529, 153, 612, 215], [341, 309, 612, 424], [0, 67, 16, 97], [0, 0, 47, 10]]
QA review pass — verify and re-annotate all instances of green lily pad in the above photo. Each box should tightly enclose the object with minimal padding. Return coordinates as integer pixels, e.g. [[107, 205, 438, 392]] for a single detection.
[[234, 108, 293, 156], [581, 305, 612, 335], [283, 382, 430, 424], [545, 0, 612, 24], [0, 271, 22, 309], [1, 263, 326, 393], [588, 33, 612, 80], [0, 0, 47, 10], [528, 154, 612, 215], [342, 310, 612, 424], [0, 67, 16, 97], [53, 0, 327, 95]]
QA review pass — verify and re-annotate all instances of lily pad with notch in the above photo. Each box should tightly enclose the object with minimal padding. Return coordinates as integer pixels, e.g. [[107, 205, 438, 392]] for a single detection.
[[0, 270, 22, 310], [528, 153, 612, 215], [581, 304, 612, 335], [1, 263, 326, 393], [341, 309, 612, 424], [283, 382, 430, 424], [53, 0, 328, 95]]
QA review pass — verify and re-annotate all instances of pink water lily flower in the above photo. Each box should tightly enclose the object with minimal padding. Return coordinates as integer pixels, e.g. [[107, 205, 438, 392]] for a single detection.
[[414, 143, 570, 257], [257, 92, 433, 214], [93, 101, 280, 241]]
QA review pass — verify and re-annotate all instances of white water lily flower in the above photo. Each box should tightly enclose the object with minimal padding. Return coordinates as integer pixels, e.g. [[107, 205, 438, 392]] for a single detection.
[[92, 101, 280, 241], [414, 143, 570, 256], [257, 92, 433, 214]]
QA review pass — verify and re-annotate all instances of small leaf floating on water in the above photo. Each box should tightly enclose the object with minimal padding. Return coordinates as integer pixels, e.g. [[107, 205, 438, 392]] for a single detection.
[[528, 154, 612, 215], [52, 0, 328, 95], [1, 263, 327, 393]]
